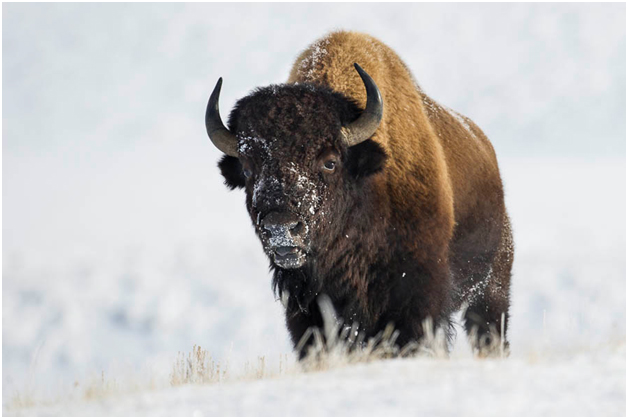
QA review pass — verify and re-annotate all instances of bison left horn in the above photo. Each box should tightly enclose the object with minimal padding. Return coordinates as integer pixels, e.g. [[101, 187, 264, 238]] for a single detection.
[[340, 63, 384, 147], [206, 77, 239, 157]]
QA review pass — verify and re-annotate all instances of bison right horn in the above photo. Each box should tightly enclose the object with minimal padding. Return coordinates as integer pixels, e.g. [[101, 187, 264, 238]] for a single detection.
[[206, 77, 239, 157], [340, 63, 384, 147]]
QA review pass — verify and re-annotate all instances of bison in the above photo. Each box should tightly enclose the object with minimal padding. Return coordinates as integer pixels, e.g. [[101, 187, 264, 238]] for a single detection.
[[206, 31, 513, 358]]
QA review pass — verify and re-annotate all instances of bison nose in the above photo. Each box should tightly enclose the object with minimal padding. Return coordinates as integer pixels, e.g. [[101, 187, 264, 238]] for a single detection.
[[261, 212, 305, 237], [260, 211, 308, 269]]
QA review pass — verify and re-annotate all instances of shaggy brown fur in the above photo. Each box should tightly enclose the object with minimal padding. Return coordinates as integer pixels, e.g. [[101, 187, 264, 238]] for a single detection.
[[214, 30, 513, 357], [288, 31, 513, 354]]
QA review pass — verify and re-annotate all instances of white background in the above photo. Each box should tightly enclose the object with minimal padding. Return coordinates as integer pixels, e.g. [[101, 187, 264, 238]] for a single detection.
[[3, 3, 625, 410]]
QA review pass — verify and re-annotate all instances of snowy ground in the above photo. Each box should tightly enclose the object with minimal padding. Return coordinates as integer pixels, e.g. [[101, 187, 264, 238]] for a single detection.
[[3, 3, 626, 416], [8, 342, 626, 416]]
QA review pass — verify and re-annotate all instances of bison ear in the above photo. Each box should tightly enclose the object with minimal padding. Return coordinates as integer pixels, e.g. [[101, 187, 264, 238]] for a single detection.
[[346, 139, 388, 179], [218, 155, 246, 189]]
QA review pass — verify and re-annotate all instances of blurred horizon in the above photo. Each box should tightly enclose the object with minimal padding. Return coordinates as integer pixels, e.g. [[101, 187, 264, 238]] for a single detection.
[[3, 3, 626, 158]]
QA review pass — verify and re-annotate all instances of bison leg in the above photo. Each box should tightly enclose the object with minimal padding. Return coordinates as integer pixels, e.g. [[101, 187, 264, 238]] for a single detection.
[[463, 219, 513, 357], [285, 302, 336, 360], [384, 259, 455, 356], [463, 291, 509, 357]]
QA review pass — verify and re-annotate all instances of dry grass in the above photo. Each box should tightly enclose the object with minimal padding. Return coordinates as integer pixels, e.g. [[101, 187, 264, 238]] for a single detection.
[[6, 299, 506, 414], [79, 370, 162, 401], [170, 345, 228, 386], [164, 298, 457, 392], [6, 370, 141, 413], [7, 393, 37, 410], [168, 346, 294, 386], [82, 371, 120, 399], [166, 297, 454, 388], [282, 296, 453, 373]]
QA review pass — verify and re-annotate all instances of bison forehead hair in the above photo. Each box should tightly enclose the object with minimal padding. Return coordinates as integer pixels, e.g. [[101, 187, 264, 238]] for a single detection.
[[231, 84, 358, 147]]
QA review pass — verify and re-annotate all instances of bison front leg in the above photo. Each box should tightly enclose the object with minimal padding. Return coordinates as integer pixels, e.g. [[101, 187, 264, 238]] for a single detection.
[[383, 259, 455, 356], [284, 306, 323, 360]]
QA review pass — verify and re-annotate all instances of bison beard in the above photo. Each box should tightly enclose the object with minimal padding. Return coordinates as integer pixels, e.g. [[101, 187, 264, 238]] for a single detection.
[[207, 31, 513, 359]]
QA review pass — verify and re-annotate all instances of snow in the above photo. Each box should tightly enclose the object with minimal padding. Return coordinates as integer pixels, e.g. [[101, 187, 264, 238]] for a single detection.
[[444, 106, 477, 140], [238, 135, 273, 158], [297, 37, 331, 82], [290, 161, 321, 216], [465, 267, 491, 303], [3, 2, 625, 416], [8, 344, 626, 416]]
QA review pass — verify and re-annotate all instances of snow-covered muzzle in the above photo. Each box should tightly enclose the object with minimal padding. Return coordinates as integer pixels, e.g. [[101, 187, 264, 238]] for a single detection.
[[259, 210, 309, 269], [247, 158, 325, 269]]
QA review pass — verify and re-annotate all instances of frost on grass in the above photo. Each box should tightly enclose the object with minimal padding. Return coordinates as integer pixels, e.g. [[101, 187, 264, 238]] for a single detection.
[[166, 298, 458, 390], [466, 317, 510, 359], [7, 368, 160, 413], [169, 345, 292, 388], [297, 296, 450, 372], [170, 345, 227, 386], [296, 295, 512, 371], [6, 307, 505, 413]]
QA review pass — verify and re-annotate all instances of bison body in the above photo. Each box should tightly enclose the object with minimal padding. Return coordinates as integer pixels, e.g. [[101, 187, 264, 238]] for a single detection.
[[208, 31, 513, 357]]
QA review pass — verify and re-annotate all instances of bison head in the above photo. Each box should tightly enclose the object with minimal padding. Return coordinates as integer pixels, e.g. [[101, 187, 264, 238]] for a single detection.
[[206, 64, 387, 270]]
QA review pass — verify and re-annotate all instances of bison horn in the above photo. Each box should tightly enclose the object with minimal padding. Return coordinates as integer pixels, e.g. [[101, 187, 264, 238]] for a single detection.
[[340, 63, 384, 147], [206, 77, 239, 157]]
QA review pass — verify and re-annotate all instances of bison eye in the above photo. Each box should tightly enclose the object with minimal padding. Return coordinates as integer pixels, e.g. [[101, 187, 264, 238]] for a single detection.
[[322, 160, 337, 172], [243, 168, 252, 179]]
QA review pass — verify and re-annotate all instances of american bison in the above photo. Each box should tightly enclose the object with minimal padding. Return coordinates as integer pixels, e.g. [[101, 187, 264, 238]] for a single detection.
[[206, 31, 513, 357]]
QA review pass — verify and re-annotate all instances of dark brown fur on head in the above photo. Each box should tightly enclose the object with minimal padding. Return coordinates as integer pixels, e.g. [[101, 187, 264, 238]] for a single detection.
[[218, 83, 387, 311]]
